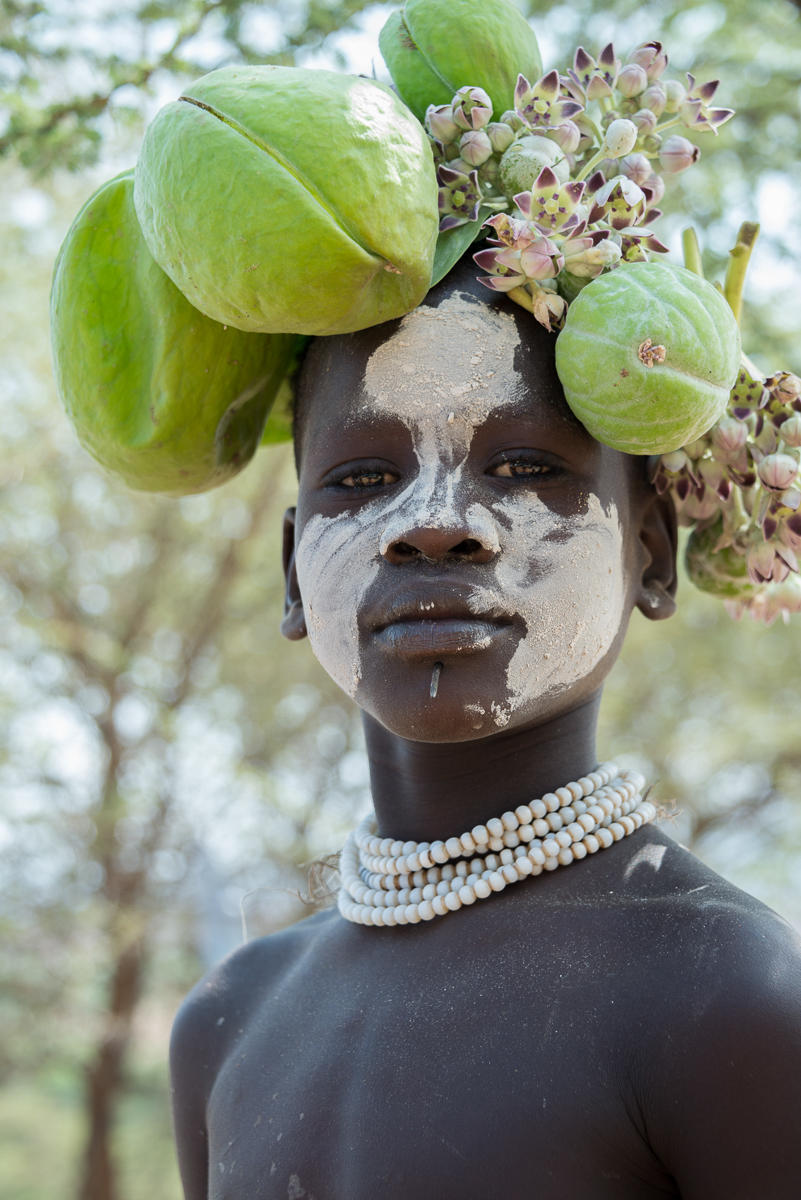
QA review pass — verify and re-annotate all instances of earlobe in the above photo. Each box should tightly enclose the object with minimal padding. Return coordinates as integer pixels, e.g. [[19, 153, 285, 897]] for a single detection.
[[635, 489, 678, 622], [281, 507, 308, 641]]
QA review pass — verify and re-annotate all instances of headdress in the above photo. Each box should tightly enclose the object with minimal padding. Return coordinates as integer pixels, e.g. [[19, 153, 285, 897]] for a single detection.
[[50, 0, 801, 622]]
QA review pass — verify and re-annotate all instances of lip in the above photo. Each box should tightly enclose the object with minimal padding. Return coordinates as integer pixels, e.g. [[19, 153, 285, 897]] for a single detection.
[[368, 586, 515, 659]]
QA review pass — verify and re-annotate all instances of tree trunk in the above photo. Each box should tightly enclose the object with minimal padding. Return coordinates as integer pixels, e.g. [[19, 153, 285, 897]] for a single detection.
[[76, 936, 147, 1200]]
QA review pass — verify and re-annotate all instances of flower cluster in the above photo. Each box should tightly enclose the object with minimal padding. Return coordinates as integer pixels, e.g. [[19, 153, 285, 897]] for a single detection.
[[426, 40, 733, 330], [653, 368, 801, 623]]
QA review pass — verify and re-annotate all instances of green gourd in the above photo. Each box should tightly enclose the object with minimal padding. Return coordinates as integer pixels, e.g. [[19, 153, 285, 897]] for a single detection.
[[133, 66, 439, 336], [379, 0, 542, 122], [50, 170, 297, 494], [554, 262, 741, 454]]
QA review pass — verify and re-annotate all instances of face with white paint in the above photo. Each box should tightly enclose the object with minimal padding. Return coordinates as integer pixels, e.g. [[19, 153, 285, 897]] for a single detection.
[[282, 267, 671, 743]]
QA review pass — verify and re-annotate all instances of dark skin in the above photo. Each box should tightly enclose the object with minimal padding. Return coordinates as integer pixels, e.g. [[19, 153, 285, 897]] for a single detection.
[[170, 269, 801, 1199]]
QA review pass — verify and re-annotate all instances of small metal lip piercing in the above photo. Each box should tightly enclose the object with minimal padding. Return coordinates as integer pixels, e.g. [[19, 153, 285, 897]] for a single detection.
[[429, 662, 443, 699]]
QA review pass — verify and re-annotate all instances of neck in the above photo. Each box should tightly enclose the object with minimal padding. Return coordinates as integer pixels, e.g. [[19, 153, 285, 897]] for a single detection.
[[362, 694, 604, 841]]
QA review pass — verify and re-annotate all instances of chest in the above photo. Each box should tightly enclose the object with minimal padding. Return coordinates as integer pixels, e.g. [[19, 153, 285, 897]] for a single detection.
[[204, 929, 676, 1200]]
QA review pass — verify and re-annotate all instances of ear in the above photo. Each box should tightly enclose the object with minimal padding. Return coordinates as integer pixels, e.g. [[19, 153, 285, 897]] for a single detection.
[[280, 507, 308, 641], [635, 488, 678, 621]]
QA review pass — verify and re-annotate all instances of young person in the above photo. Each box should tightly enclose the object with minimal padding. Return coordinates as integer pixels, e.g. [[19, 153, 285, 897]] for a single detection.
[[169, 260, 801, 1199]]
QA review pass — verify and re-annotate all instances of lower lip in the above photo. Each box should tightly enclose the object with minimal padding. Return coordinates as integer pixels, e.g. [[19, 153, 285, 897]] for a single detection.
[[375, 619, 509, 658]]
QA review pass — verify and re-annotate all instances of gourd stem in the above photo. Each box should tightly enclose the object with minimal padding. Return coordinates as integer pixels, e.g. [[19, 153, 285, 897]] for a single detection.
[[681, 226, 704, 277], [724, 221, 760, 326]]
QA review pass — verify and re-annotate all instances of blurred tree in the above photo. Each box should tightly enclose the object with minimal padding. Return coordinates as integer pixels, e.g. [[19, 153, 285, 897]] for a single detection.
[[1, 2, 800, 1198]]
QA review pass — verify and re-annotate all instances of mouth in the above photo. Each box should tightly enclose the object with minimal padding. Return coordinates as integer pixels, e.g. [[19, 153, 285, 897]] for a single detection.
[[370, 588, 515, 659]]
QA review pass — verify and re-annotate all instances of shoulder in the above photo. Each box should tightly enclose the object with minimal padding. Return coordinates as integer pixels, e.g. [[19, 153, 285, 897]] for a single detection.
[[170, 905, 336, 1084], [627, 831, 801, 1198], [169, 906, 337, 1200]]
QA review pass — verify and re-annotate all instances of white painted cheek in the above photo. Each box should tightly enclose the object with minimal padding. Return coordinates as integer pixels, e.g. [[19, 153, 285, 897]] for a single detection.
[[295, 511, 380, 699], [485, 493, 626, 724]]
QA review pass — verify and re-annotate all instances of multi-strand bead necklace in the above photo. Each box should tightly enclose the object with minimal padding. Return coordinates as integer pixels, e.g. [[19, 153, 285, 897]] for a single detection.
[[338, 763, 654, 926]]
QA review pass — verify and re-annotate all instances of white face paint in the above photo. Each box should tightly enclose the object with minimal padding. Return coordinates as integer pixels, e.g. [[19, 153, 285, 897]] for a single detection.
[[294, 292, 628, 726]]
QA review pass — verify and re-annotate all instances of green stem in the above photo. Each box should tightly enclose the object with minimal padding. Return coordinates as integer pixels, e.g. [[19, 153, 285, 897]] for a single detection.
[[579, 114, 604, 144], [681, 227, 704, 277], [653, 115, 683, 134], [724, 221, 760, 326], [576, 144, 608, 181], [507, 285, 536, 315]]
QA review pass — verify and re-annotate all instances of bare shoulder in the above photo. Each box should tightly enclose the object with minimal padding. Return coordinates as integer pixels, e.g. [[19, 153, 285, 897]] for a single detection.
[[624, 828, 801, 1200], [170, 904, 337, 1082]]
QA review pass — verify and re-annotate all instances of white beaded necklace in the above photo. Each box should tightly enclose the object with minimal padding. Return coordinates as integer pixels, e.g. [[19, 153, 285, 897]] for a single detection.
[[338, 763, 654, 926]]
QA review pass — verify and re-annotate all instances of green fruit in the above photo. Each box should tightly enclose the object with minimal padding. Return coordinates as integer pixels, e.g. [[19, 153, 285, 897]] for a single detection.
[[51, 170, 297, 495], [685, 519, 756, 598], [498, 134, 569, 199], [134, 66, 439, 336], [379, 0, 542, 122], [554, 263, 741, 454]]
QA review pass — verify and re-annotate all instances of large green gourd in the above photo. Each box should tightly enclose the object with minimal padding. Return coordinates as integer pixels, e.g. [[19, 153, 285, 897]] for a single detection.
[[555, 263, 741, 455], [379, 0, 542, 122], [50, 170, 297, 494], [133, 66, 439, 336]]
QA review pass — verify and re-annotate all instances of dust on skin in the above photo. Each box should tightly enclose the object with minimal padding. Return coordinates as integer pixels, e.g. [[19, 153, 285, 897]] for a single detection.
[[294, 292, 626, 722]]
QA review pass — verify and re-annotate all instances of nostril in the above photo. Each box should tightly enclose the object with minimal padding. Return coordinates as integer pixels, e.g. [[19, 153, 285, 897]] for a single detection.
[[392, 542, 420, 559], [452, 538, 482, 558]]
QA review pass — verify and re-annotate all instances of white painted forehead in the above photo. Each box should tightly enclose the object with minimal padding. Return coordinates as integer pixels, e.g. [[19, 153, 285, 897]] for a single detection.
[[363, 291, 525, 426]]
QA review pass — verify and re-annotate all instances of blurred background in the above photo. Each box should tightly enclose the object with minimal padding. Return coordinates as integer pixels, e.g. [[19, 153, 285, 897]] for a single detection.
[[1, 0, 800, 1196]]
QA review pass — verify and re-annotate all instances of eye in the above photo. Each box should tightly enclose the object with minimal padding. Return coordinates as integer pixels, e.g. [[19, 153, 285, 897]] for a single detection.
[[326, 462, 400, 490], [490, 454, 558, 480]]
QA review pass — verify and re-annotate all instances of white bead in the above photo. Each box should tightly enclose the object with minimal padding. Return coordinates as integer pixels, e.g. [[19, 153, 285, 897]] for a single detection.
[[542, 792, 560, 813], [393, 905, 408, 924], [530, 799, 547, 820], [609, 822, 625, 841], [436, 880, 451, 897], [418, 900, 436, 921], [455, 860, 469, 877], [516, 857, 533, 877], [474, 878, 492, 899], [459, 884, 476, 905], [441, 863, 456, 880], [472, 824, 489, 845], [528, 847, 546, 867], [560, 806, 576, 824], [546, 812, 563, 832], [597, 828, 614, 849], [460, 832, 476, 855], [558, 848, 574, 866], [431, 842, 449, 864], [383, 907, 397, 926], [445, 837, 462, 859], [487, 871, 506, 892], [555, 786, 573, 806], [486, 817, 504, 838], [566, 822, 585, 841], [543, 839, 560, 858], [444, 891, 462, 911], [518, 825, 535, 843], [577, 776, 595, 796], [532, 818, 550, 838], [484, 854, 500, 871], [578, 812, 595, 833], [500, 864, 517, 884], [501, 811, 519, 831], [515, 804, 533, 824], [432, 894, 448, 916], [572, 842, 587, 860], [421, 883, 437, 901], [487, 836, 505, 851], [619, 815, 636, 835], [544, 857, 559, 871], [418, 849, 433, 869], [411, 870, 425, 887], [503, 830, 520, 848], [555, 830, 572, 849], [499, 848, 514, 865], [407, 852, 422, 873], [405, 904, 422, 923]]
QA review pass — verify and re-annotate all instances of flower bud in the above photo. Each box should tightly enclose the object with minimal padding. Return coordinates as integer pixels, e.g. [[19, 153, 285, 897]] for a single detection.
[[747, 541, 785, 585], [426, 103, 460, 144], [619, 152, 652, 185], [604, 118, 638, 158], [663, 79, 686, 113], [616, 63, 648, 98], [459, 129, 493, 166], [563, 236, 622, 278], [632, 107, 658, 134], [712, 416, 748, 456], [628, 41, 668, 80], [486, 121, 515, 154], [642, 133, 662, 155], [452, 86, 493, 131], [549, 120, 581, 153], [659, 134, 699, 174], [641, 84, 667, 116], [759, 452, 799, 491], [769, 372, 801, 405], [641, 172, 665, 205], [500, 109, 526, 132], [780, 414, 801, 447]]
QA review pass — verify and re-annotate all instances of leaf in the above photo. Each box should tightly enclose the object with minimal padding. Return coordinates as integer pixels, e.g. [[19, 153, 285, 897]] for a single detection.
[[430, 215, 487, 286]]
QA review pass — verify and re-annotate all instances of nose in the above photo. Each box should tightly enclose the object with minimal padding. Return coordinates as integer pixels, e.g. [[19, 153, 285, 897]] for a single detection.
[[380, 508, 500, 565]]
